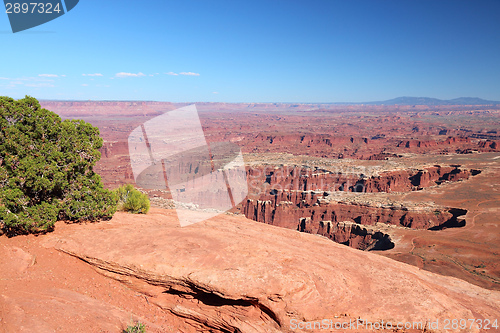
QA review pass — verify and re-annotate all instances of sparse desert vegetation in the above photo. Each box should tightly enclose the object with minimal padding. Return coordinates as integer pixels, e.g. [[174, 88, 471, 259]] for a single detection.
[[124, 321, 146, 333], [114, 184, 150, 214]]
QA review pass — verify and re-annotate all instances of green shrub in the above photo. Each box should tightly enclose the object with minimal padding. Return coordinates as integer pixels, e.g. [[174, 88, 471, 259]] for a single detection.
[[124, 322, 146, 333], [114, 184, 150, 214], [0, 96, 117, 235]]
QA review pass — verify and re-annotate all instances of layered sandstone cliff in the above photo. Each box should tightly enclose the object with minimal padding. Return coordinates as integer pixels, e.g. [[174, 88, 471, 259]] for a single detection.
[[242, 163, 475, 251], [247, 164, 477, 193], [243, 191, 465, 251]]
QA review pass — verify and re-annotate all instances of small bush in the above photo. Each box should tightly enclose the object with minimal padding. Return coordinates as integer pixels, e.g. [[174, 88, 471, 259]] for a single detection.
[[114, 184, 150, 214], [124, 322, 145, 333]]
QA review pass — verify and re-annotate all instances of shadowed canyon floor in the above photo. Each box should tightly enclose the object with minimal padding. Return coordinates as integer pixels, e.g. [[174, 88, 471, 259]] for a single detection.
[[1, 209, 499, 332]]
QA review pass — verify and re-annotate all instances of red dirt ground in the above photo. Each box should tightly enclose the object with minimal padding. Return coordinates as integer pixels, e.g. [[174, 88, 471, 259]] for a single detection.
[[0, 213, 188, 333]]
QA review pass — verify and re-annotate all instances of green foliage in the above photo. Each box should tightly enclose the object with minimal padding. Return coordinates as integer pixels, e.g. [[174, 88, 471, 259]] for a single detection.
[[114, 184, 150, 214], [124, 322, 146, 333], [0, 96, 117, 235]]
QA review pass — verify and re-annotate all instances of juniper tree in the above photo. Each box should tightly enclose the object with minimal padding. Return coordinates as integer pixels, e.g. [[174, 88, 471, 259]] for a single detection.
[[0, 96, 117, 235]]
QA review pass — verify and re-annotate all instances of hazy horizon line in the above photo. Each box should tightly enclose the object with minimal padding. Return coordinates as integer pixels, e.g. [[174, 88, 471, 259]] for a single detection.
[[35, 96, 500, 105]]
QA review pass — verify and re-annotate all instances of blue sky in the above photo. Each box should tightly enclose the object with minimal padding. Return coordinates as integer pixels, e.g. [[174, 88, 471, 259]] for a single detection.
[[1, 0, 499, 102]]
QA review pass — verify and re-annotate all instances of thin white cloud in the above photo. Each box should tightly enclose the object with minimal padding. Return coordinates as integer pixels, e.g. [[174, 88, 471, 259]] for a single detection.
[[1, 76, 54, 82], [180, 72, 200, 76], [213, 92, 219, 94], [25, 83, 55, 88], [39, 74, 59, 78], [1, 80, 22, 88], [0, 77, 55, 88], [81, 84, 89, 87], [165, 72, 179, 76], [83, 73, 103, 77], [115, 72, 146, 78]]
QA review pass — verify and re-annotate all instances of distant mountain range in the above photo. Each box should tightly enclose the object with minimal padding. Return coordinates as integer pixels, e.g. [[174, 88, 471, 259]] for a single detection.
[[366, 97, 500, 105]]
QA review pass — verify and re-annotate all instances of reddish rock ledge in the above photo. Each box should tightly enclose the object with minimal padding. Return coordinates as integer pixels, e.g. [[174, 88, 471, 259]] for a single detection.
[[0, 209, 490, 333]]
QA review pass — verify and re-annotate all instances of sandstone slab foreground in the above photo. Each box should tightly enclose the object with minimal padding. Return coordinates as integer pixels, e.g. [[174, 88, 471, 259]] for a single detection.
[[36, 209, 500, 333]]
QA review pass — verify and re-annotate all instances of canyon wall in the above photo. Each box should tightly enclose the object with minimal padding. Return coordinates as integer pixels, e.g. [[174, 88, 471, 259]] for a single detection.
[[244, 193, 458, 229], [245, 133, 491, 159], [247, 164, 475, 194], [243, 193, 466, 251], [242, 164, 476, 251]]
